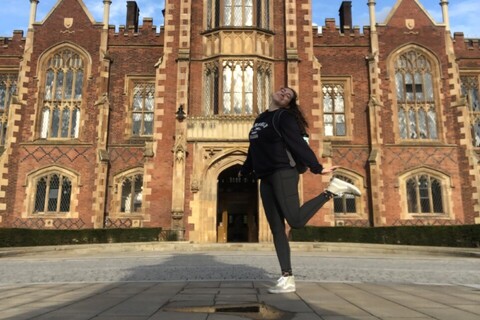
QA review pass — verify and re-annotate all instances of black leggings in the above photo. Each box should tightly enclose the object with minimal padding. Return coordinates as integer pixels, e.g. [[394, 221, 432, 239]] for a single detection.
[[260, 168, 331, 274]]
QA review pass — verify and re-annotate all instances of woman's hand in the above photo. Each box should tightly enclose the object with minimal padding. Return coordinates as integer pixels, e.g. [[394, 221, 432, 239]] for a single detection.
[[321, 166, 340, 174]]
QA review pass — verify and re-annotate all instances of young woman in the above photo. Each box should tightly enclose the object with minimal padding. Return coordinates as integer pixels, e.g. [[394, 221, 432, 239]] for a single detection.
[[240, 87, 361, 294]]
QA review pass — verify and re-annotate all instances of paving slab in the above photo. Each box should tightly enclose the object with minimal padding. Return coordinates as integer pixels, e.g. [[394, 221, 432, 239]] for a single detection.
[[0, 281, 479, 319]]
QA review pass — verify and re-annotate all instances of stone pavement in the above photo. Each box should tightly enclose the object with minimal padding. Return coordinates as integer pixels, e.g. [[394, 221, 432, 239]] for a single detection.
[[0, 242, 479, 319], [0, 280, 479, 319]]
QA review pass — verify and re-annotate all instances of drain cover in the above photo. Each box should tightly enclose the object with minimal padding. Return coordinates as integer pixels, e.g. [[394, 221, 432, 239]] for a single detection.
[[164, 302, 292, 320]]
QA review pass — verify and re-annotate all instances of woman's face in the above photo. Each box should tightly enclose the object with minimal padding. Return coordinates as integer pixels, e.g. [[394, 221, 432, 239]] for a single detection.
[[272, 87, 294, 108]]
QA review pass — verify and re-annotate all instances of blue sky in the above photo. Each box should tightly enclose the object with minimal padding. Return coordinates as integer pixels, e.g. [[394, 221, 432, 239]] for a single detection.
[[1, 0, 479, 38]]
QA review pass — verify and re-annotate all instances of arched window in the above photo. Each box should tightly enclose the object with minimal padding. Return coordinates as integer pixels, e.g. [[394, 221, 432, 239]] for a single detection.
[[207, 0, 270, 30], [0, 73, 17, 147], [460, 75, 480, 147], [41, 49, 84, 139], [332, 175, 358, 214], [461, 75, 480, 112], [118, 173, 143, 213], [204, 60, 271, 116], [395, 50, 438, 140], [406, 174, 444, 214], [33, 173, 72, 214]]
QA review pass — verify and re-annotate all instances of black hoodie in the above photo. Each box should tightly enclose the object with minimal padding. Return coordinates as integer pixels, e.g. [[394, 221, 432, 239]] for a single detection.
[[241, 109, 323, 178]]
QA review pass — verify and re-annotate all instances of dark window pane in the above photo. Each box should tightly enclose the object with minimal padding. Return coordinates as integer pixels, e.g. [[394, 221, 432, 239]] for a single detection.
[[60, 177, 71, 212], [406, 178, 418, 213], [35, 178, 47, 213], [48, 175, 60, 211], [51, 108, 60, 137]]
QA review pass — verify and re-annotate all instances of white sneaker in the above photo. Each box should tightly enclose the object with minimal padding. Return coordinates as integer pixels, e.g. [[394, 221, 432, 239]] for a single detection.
[[326, 177, 361, 197], [268, 275, 296, 294]]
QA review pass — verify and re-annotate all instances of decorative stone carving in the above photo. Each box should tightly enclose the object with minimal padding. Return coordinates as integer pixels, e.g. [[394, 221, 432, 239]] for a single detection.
[[405, 19, 415, 30], [172, 210, 184, 219], [172, 133, 187, 163], [191, 178, 200, 193]]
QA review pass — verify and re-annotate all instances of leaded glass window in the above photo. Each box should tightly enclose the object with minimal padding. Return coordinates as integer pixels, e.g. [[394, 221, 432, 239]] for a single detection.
[[472, 119, 480, 147], [395, 51, 438, 140], [323, 84, 346, 136], [204, 60, 271, 115], [461, 76, 480, 112], [0, 73, 17, 147], [206, 0, 270, 30], [204, 63, 220, 116], [0, 73, 17, 112], [0, 120, 7, 146], [256, 64, 271, 113], [333, 175, 357, 214], [406, 174, 444, 214], [460, 75, 480, 147], [131, 82, 154, 136], [41, 49, 84, 139], [120, 174, 143, 213], [33, 173, 72, 214]]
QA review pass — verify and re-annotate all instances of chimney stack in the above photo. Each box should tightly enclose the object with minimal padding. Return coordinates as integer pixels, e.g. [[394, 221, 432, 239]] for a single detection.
[[126, 1, 140, 32], [339, 1, 352, 33]]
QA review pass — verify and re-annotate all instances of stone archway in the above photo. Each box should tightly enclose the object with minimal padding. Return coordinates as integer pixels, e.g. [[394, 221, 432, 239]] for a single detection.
[[187, 146, 271, 243]]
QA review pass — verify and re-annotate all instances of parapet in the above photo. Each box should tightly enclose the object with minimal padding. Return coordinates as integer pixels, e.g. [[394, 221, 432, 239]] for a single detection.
[[0, 30, 26, 55], [109, 18, 161, 37]]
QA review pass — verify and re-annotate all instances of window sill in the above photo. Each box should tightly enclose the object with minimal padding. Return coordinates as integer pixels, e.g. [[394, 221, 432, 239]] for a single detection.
[[22, 139, 91, 146], [324, 136, 352, 142], [29, 213, 71, 218], [387, 142, 456, 147], [334, 214, 363, 217], [408, 214, 450, 218], [109, 213, 144, 218], [127, 136, 153, 143], [201, 26, 274, 36]]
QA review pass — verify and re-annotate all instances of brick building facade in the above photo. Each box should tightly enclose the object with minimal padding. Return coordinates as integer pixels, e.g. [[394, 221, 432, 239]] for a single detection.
[[0, 0, 479, 243]]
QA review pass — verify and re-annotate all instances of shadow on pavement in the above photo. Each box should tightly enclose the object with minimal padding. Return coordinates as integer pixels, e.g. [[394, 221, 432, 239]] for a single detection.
[[0, 251, 359, 319]]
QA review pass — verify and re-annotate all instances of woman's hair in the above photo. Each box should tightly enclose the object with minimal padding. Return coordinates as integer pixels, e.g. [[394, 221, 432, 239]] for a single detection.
[[286, 87, 309, 133]]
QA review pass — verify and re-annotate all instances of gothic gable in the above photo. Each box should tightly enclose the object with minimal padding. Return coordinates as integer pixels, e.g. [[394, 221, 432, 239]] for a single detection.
[[383, 0, 438, 30], [38, 0, 97, 29]]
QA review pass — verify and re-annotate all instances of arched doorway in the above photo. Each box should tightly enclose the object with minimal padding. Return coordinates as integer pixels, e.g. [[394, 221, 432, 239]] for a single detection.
[[217, 165, 258, 242]]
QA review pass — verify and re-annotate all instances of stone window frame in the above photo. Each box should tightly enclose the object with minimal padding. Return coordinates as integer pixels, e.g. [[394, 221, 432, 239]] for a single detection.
[[398, 167, 453, 220], [332, 172, 360, 218], [460, 72, 480, 147], [203, 59, 272, 116], [23, 166, 80, 219], [35, 43, 92, 142], [124, 76, 156, 140], [321, 77, 354, 141], [331, 168, 369, 221], [111, 168, 145, 217], [205, 0, 271, 30], [388, 45, 444, 144]]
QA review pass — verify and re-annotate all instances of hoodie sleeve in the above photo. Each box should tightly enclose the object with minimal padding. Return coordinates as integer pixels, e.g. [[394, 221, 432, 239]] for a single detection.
[[240, 147, 254, 176], [278, 111, 323, 174]]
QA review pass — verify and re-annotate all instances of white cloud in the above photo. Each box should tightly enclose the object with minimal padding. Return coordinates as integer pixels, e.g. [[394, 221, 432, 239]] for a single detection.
[[448, 0, 480, 37], [376, 6, 393, 24]]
